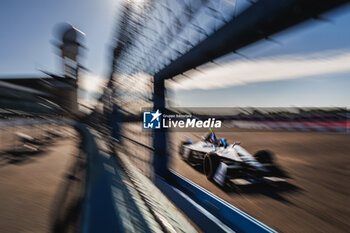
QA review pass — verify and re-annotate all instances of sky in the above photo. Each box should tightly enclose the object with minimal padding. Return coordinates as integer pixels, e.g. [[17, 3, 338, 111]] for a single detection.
[[169, 4, 350, 108], [0, 1, 349, 108], [0, 0, 119, 79]]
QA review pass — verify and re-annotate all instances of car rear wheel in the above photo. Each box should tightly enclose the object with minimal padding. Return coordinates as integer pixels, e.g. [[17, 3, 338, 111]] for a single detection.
[[203, 153, 220, 180], [254, 150, 274, 164]]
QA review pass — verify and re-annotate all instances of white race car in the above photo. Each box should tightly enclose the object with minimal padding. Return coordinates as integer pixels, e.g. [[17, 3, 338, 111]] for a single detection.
[[179, 131, 283, 186]]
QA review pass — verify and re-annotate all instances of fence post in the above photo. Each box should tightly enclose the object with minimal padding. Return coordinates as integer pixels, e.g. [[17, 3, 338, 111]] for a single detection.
[[152, 77, 168, 178]]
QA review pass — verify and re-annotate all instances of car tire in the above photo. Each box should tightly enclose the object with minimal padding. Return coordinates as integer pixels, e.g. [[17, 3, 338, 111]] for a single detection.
[[254, 150, 274, 164], [203, 153, 220, 180]]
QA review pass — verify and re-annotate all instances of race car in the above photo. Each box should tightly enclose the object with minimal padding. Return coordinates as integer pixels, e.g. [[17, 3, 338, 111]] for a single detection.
[[179, 130, 283, 186]]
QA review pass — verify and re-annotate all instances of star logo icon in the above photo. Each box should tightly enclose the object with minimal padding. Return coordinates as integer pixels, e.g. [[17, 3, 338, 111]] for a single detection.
[[143, 110, 162, 129], [151, 109, 162, 122]]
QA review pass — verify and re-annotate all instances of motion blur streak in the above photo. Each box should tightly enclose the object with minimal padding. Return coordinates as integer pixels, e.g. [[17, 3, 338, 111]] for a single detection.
[[168, 49, 350, 90], [1, 0, 350, 233]]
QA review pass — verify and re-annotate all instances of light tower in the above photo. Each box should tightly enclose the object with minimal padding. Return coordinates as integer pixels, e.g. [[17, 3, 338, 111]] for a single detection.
[[55, 24, 85, 114]]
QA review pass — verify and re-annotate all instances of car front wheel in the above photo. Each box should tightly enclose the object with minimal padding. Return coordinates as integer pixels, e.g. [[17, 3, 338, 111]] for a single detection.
[[203, 153, 220, 180]]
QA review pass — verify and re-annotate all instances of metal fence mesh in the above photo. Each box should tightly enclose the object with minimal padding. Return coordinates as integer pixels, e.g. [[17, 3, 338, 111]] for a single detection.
[[105, 0, 248, 176]]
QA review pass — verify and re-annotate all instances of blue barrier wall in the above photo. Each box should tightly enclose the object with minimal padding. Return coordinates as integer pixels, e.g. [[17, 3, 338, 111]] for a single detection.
[[156, 170, 277, 233]]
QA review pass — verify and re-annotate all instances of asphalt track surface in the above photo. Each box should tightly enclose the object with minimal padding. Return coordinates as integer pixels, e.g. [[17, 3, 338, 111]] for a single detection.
[[169, 130, 350, 233], [1, 122, 348, 232], [0, 128, 79, 233]]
